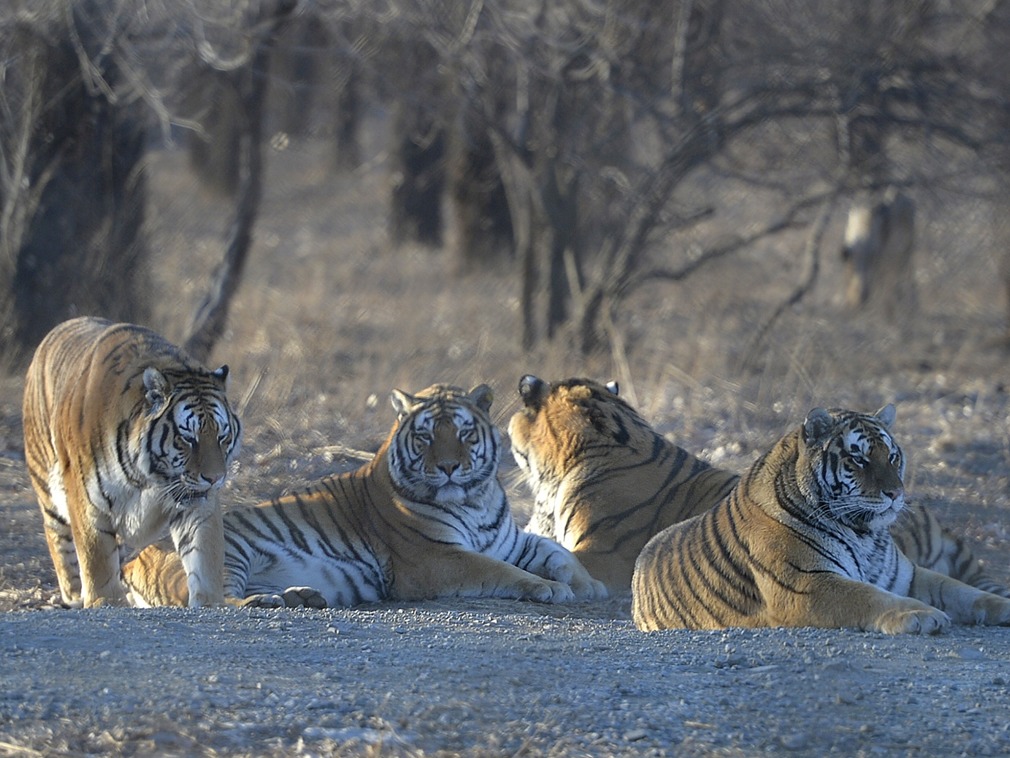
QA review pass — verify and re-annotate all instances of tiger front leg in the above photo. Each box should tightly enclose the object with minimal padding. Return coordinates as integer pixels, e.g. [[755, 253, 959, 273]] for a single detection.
[[515, 534, 609, 601], [71, 505, 130, 608], [398, 549, 577, 603], [767, 573, 950, 634], [909, 566, 1010, 626], [168, 499, 225, 607]]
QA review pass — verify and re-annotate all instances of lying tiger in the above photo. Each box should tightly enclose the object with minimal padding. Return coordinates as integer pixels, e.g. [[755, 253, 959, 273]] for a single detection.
[[632, 404, 1010, 633], [509, 375, 1009, 597], [125, 383, 606, 607]]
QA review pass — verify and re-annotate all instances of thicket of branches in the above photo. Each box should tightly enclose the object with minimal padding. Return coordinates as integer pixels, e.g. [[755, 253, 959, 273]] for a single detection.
[[2, 0, 1009, 367]]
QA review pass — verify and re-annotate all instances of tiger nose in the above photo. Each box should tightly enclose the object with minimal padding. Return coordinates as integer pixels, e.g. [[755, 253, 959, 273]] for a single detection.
[[438, 461, 460, 476], [882, 486, 903, 502]]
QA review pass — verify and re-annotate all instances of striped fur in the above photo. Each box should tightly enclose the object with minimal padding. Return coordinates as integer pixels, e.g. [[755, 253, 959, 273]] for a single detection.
[[509, 376, 1009, 598], [125, 383, 607, 608], [509, 376, 737, 592], [22, 317, 241, 608], [632, 406, 1010, 633]]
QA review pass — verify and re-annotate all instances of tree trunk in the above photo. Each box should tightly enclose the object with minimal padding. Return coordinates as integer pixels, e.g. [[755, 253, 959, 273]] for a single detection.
[[388, 99, 445, 247], [387, 35, 445, 248], [449, 104, 513, 271], [0, 0, 150, 368], [183, 0, 296, 363], [186, 76, 243, 196]]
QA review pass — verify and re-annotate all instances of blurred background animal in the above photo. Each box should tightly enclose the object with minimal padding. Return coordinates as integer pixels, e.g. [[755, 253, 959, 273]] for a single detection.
[[841, 188, 916, 316]]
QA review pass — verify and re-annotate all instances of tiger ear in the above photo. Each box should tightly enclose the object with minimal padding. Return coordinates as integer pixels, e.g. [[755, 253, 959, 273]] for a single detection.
[[212, 365, 229, 384], [875, 403, 896, 428], [518, 375, 548, 408], [605, 381, 619, 395], [143, 367, 170, 417], [389, 389, 418, 420], [801, 407, 833, 444], [469, 384, 494, 412]]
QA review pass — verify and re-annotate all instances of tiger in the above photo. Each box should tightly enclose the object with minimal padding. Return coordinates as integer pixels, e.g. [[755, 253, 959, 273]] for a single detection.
[[841, 187, 916, 315], [22, 316, 241, 608], [631, 404, 1010, 633], [124, 383, 607, 608], [508, 375, 1009, 598]]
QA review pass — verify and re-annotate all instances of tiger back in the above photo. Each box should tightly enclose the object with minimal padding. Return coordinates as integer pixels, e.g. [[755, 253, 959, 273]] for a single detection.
[[23, 316, 241, 608], [125, 383, 606, 608], [509, 375, 1009, 598], [508, 375, 736, 592], [631, 405, 1010, 633]]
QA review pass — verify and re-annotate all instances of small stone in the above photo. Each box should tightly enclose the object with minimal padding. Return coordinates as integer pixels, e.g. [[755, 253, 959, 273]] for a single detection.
[[779, 732, 809, 750]]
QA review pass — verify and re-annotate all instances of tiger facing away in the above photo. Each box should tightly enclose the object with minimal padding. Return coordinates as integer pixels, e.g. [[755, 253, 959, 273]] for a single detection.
[[509, 375, 1009, 597], [22, 317, 241, 608], [124, 383, 607, 608], [631, 405, 1010, 633]]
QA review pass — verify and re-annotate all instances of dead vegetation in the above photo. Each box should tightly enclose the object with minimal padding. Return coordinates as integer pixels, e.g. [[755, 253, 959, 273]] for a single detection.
[[3, 122, 1010, 609]]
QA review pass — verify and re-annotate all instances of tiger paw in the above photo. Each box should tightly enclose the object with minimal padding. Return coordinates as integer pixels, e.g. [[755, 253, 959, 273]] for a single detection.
[[189, 591, 226, 608], [541, 552, 607, 601], [877, 607, 950, 635], [970, 596, 1010, 626], [519, 578, 576, 604], [570, 575, 608, 602], [84, 590, 131, 609], [556, 564, 608, 601], [240, 593, 287, 609], [280, 586, 328, 609]]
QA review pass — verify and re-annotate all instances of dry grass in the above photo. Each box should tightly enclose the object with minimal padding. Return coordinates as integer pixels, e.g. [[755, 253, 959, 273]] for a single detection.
[[2, 114, 1010, 609]]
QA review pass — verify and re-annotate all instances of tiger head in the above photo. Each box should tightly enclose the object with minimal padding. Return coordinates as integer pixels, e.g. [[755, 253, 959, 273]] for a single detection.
[[139, 364, 242, 503], [797, 404, 905, 532], [508, 375, 645, 489], [387, 383, 500, 507]]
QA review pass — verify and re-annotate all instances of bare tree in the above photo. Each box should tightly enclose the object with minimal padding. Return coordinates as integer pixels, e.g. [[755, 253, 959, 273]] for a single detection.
[[0, 1, 151, 367], [448, 97, 514, 271], [0, 0, 302, 368], [464, 0, 1010, 353]]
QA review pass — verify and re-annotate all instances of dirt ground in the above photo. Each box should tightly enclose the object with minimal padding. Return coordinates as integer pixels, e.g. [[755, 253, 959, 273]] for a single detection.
[[3, 134, 1010, 755]]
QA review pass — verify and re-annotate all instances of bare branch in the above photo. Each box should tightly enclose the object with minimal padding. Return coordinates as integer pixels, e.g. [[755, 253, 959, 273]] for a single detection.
[[626, 189, 836, 292], [742, 186, 843, 370]]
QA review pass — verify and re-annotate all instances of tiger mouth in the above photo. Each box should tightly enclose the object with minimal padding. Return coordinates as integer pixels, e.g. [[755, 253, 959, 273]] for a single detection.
[[843, 500, 903, 532], [174, 491, 212, 506], [170, 480, 220, 505]]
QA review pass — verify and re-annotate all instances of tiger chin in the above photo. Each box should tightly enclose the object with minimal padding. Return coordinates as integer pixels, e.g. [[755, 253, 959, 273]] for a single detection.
[[124, 383, 607, 608], [509, 375, 1010, 599], [632, 405, 1010, 634], [22, 317, 241, 609]]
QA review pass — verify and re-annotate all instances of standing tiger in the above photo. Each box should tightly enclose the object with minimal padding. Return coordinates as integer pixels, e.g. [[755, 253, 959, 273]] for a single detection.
[[632, 405, 1010, 633], [22, 317, 241, 608], [124, 383, 607, 607], [509, 375, 1009, 597]]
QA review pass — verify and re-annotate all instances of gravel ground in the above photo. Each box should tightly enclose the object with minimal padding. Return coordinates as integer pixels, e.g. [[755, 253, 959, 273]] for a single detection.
[[3, 600, 1010, 757]]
